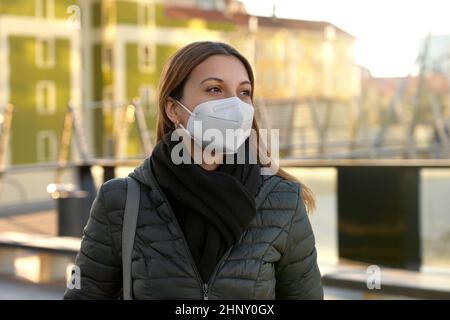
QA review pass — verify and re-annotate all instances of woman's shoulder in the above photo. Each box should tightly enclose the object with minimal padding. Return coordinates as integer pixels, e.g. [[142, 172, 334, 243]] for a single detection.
[[100, 177, 128, 196], [97, 176, 154, 213], [96, 177, 129, 213], [261, 174, 301, 195], [102, 176, 128, 192], [259, 174, 302, 211]]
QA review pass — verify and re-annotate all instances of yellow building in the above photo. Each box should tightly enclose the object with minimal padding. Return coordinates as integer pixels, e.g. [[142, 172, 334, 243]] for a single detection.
[[236, 18, 359, 101], [164, 1, 361, 102]]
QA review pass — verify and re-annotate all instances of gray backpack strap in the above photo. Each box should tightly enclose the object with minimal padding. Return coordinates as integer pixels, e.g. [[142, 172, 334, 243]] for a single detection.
[[122, 176, 140, 300]]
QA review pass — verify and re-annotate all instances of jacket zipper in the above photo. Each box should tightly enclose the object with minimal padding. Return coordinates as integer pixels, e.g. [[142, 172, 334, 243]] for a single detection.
[[169, 201, 247, 299], [169, 203, 237, 300], [205, 233, 244, 292], [150, 182, 210, 298], [150, 177, 268, 300], [170, 206, 209, 299]]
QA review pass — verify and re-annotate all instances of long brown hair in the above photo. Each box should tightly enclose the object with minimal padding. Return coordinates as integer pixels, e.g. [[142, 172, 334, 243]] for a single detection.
[[156, 41, 315, 213]]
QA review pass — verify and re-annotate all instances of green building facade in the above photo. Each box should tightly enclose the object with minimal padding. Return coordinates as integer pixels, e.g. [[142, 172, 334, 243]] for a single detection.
[[0, 0, 235, 165]]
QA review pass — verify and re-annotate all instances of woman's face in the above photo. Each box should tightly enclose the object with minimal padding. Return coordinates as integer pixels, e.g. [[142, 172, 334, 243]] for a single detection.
[[167, 54, 252, 128]]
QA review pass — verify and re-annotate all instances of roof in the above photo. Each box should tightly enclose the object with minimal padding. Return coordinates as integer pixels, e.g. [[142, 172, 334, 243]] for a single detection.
[[362, 73, 449, 95], [163, 5, 355, 39]]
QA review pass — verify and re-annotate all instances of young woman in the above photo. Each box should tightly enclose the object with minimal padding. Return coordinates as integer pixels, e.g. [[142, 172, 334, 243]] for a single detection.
[[64, 41, 323, 300]]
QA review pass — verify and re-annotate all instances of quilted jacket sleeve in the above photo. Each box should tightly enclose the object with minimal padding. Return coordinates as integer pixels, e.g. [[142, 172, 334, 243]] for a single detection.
[[63, 182, 123, 300], [275, 182, 324, 300]]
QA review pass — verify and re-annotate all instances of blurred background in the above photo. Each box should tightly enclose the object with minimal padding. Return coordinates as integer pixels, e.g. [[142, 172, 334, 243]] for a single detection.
[[0, 0, 449, 300]]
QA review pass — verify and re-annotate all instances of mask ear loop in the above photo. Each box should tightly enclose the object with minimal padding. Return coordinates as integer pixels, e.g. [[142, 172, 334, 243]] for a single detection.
[[174, 99, 194, 116], [171, 99, 191, 134], [172, 100, 204, 163], [172, 99, 194, 131], [173, 99, 209, 162]]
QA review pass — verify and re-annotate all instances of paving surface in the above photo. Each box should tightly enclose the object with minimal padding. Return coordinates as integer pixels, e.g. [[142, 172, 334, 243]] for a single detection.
[[0, 210, 56, 235], [0, 275, 360, 300], [0, 275, 65, 300]]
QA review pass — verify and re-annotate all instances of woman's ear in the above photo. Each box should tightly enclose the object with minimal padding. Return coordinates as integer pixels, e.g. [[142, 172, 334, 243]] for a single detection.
[[165, 97, 179, 125]]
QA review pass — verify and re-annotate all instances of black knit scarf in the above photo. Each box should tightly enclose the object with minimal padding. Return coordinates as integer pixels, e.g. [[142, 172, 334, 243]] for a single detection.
[[150, 129, 263, 283]]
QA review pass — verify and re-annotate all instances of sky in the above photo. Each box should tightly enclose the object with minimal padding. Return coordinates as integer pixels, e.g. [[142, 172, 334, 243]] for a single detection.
[[242, 0, 450, 77]]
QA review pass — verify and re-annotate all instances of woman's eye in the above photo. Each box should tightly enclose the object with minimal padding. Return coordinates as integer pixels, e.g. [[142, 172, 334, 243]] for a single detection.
[[241, 90, 251, 96], [207, 87, 221, 93]]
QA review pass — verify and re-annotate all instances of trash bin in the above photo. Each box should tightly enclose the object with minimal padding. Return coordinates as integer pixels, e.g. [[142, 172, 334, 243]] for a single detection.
[[48, 184, 90, 237]]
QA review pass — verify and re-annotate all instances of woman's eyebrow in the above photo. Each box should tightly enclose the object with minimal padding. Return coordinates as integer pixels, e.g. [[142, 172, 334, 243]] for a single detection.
[[200, 77, 224, 84], [199, 77, 251, 86]]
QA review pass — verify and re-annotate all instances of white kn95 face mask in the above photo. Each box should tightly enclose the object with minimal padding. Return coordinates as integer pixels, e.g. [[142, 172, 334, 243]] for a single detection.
[[174, 96, 254, 154]]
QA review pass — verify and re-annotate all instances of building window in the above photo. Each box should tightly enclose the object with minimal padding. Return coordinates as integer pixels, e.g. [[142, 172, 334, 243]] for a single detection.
[[197, 0, 225, 10], [197, 0, 214, 10], [138, 43, 156, 73], [248, 16, 258, 33], [102, 1, 116, 25], [277, 43, 286, 61], [322, 42, 334, 63], [139, 84, 155, 115], [36, 38, 55, 68], [102, 45, 114, 71], [265, 41, 274, 60], [36, 81, 56, 115], [266, 70, 273, 89], [37, 130, 57, 163], [289, 65, 297, 90], [346, 46, 355, 64], [288, 38, 301, 60], [138, 2, 155, 26], [35, 0, 55, 20], [277, 72, 285, 88], [102, 85, 114, 111]]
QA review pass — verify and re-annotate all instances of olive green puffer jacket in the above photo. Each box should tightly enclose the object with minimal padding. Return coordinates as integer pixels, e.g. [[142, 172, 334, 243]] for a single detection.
[[63, 156, 323, 300]]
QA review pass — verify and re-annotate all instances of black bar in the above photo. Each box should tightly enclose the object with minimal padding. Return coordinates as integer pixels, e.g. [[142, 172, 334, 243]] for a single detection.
[[337, 166, 421, 270], [103, 165, 116, 182], [76, 164, 96, 210]]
